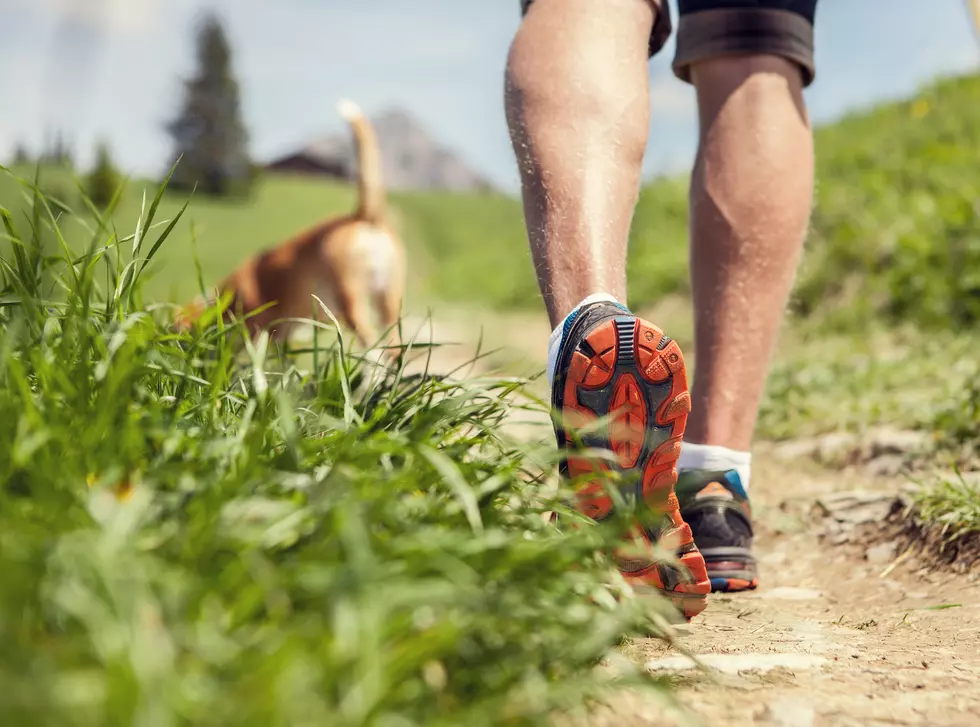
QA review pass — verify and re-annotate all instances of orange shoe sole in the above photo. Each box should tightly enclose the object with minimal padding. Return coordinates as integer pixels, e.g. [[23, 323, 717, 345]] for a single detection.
[[557, 315, 710, 621]]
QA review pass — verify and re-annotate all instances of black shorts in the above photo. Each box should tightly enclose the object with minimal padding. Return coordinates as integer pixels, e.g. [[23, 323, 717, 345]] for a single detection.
[[519, 0, 818, 87]]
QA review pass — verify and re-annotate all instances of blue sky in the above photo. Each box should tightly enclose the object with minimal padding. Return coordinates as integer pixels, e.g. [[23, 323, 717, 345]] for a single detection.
[[2, 0, 978, 192]]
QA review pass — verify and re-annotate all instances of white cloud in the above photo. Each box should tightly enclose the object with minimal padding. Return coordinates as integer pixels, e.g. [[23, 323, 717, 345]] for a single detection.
[[11, 0, 189, 33]]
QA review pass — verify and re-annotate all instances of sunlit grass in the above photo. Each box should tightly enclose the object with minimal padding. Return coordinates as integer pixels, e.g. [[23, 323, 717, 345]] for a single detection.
[[0, 166, 678, 726]]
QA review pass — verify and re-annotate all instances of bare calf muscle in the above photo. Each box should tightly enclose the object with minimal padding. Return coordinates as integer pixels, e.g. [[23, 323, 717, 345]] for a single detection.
[[686, 55, 814, 450]]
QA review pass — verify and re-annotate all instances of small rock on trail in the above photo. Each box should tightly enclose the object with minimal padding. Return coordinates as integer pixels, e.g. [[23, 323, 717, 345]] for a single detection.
[[647, 653, 828, 675]]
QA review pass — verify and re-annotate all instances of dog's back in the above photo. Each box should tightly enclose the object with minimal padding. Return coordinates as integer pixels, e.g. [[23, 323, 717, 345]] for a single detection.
[[179, 100, 405, 353]]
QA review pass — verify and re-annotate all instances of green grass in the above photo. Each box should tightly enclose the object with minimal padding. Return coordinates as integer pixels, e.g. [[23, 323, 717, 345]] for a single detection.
[[915, 370, 980, 544], [757, 322, 980, 550], [0, 165, 693, 314], [391, 189, 538, 308], [7, 71, 980, 574], [0, 166, 361, 302], [0, 172, 683, 726], [0, 164, 543, 308], [932, 367, 980, 462], [912, 473, 980, 544], [626, 177, 691, 306], [757, 325, 980, 442], [795, 74, 980, 330]]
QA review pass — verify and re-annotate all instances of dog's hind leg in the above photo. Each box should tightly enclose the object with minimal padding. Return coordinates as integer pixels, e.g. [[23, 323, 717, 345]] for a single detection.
[[373, 279, 403, 360], [336, 282, 378, 352]]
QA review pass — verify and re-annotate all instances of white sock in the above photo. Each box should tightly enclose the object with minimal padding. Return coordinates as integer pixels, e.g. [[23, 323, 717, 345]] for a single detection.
[[546, 293, 621, 389], [677, 442, 752, 491]]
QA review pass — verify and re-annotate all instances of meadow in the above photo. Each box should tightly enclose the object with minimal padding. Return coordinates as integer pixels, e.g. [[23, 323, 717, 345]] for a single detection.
[[0, 173, 693, 724], [1, 70, 979, 724]]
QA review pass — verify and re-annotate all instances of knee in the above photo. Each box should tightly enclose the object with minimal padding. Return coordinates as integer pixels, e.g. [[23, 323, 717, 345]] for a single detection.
[[690, 54, 805, 103], [689, 54, 808, 128], [505, 0, 653, 119]]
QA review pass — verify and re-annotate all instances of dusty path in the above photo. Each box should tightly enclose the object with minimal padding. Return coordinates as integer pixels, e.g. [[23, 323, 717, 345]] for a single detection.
[[406, 309, 980, 727], [640, 451, 980, 727]]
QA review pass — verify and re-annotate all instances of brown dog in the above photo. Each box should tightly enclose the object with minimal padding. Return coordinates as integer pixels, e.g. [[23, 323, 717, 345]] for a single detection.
[[177, 99, 405, 358]]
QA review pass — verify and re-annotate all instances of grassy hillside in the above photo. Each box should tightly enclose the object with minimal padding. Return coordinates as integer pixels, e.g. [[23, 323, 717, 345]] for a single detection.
[[0, 166, 538, 308], [798, 73, 980, 329], [4, 72, 980, 327], [0, 169, 361, 302], [0, 186, 673, 725], [0, 163, 706, 314]]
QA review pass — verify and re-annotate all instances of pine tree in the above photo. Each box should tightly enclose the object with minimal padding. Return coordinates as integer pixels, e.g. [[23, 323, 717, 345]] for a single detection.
[[86, 141, 122, 208], [53, 132, 73, 168], [166, 14, 251, 196], [11, 143, 30, 166], [41, 130, 74, 168]]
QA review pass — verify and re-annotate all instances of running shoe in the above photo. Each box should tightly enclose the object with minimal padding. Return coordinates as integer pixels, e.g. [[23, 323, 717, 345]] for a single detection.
[[676, 468, 759, 592], [551, 301, 710, 620]]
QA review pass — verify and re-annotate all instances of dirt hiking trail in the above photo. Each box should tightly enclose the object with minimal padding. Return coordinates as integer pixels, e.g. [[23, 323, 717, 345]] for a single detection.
[[404, 309, 980, 727], [639, 451, 980, 727]]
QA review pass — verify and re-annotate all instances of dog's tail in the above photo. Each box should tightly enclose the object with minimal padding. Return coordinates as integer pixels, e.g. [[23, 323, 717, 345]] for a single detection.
[[337, 98, 385, 225]]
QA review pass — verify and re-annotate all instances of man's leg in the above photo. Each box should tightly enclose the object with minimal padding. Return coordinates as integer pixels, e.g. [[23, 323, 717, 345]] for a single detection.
[[505, 0, 658, 327], [686, 56, 813, 450], [672, 2, 818, 592], [506, 0, 711, 621]]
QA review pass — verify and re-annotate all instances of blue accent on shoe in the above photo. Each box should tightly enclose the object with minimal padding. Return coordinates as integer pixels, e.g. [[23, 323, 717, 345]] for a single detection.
[[722, 470, 749, 500], [556, 301, 632, 360], [710, 577, 730, 592], [561, 306, 582, 342]]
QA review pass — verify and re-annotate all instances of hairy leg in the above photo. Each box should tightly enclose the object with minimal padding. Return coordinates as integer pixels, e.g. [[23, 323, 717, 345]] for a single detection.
[[505, 0, 659, 326], [685, 55, 814, 450]]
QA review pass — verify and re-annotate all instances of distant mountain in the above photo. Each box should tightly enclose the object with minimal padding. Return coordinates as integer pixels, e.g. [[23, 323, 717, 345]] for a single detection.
[[265, 108, 494, 193]]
